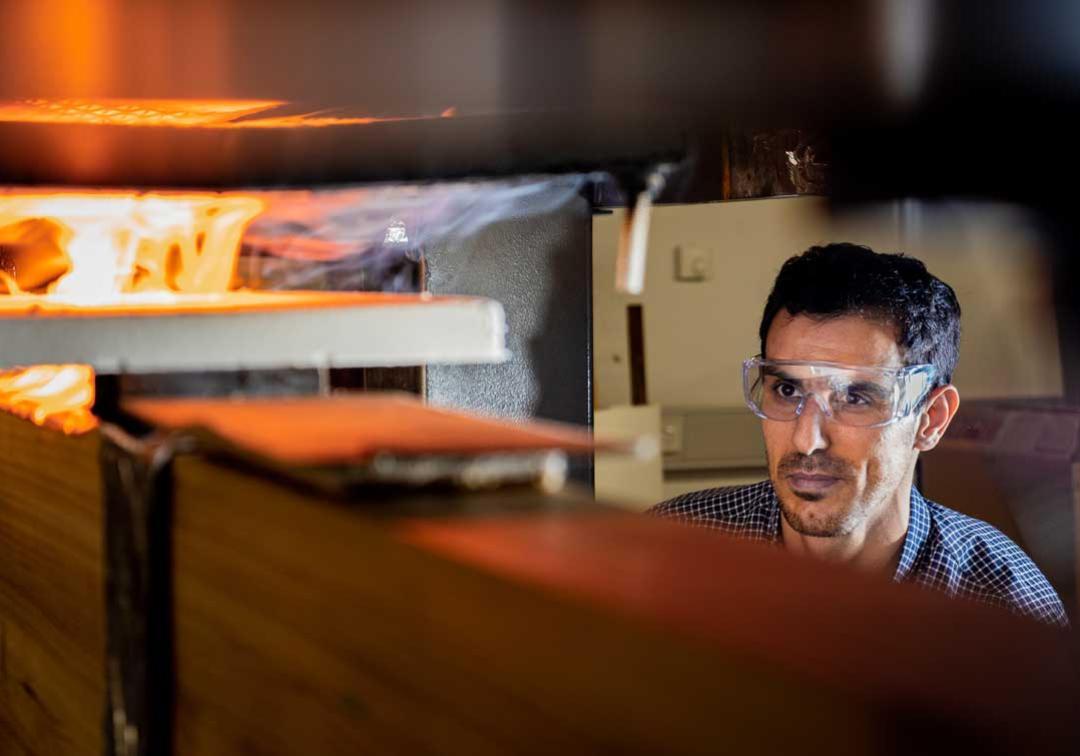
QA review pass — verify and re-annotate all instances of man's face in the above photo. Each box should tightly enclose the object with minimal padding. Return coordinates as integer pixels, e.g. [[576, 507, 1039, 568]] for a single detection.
[[762, 311, 920, 537]]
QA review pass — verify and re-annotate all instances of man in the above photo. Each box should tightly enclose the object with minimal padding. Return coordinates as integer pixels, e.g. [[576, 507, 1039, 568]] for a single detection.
[[653, 243, 1068, 627]]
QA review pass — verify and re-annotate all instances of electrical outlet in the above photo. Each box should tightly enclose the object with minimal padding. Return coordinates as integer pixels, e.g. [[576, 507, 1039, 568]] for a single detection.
[[675, 245, 712, 282]]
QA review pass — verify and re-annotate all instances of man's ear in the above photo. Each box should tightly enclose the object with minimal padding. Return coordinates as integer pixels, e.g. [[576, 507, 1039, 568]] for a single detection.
[[915, 385, 960, 452]]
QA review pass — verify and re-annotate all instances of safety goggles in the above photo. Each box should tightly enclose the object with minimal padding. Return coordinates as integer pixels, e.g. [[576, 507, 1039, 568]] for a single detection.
[[742, 357, 937, 428]]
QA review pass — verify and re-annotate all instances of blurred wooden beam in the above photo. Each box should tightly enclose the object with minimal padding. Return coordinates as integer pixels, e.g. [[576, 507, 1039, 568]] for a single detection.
[[0, 404, 1076, 755], [0, 413, 104, 756], [169, 455, 875, 755]]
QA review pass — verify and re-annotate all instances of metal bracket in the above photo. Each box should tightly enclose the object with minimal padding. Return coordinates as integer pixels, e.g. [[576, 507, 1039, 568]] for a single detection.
[[101, 425, 190, 756]]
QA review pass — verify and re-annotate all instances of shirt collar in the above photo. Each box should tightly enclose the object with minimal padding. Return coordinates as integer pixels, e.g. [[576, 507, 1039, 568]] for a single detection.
[[763, 481, 932, 578], [894, 487, 931, 582]]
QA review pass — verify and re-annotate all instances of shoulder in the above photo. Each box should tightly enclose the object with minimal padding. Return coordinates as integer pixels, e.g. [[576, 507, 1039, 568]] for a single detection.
[[919, 496, 1068, 626], [649, 480, 778, 540]]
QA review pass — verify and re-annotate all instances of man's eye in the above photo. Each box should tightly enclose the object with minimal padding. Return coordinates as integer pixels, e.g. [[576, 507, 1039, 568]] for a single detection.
[[843, 389, 873, 406], [773, 382, 801, 400]]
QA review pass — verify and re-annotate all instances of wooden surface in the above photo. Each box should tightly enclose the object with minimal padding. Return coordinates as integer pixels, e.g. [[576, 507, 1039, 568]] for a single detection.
[[125, 393, 603, 465], [0, 413, 104, 756], [169, 455, 882, 755], [170, 454, 1080, 755], [402, 514, 1080, 744], [0, 406, 1076, 755]]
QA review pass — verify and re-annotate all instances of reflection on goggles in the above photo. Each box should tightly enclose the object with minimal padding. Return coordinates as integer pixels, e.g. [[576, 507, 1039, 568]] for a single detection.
[[743, 358, 936, 428]]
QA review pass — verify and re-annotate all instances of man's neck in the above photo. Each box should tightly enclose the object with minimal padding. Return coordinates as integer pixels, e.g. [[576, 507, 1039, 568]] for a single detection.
[[779, 481, 912, 576]]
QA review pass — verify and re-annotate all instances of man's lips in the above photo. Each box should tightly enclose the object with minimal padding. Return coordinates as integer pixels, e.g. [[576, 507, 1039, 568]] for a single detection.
[[786, 473, 842, 492]]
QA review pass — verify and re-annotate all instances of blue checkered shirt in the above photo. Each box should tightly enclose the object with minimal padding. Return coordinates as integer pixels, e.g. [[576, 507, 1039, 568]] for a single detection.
[[652, 480, 1069, 627]]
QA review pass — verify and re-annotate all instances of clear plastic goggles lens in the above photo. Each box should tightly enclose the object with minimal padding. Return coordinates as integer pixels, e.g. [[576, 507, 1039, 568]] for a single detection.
[[743, 358, 935, 428]]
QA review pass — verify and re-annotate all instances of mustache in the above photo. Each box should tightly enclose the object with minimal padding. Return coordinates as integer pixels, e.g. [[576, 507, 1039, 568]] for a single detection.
[[778, 452, 852, 478]]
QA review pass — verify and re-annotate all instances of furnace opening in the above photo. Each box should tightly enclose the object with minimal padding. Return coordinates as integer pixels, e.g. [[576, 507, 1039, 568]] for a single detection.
[[0, 191, 265, 433], [0, 175, 582, 435], [0, 192, 265, 299]]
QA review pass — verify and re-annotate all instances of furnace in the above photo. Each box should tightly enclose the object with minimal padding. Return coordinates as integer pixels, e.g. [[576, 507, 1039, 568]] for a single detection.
[[0, 178, 517, 435], [0, 87, 621, 756], [1, 3, 1078, 755]]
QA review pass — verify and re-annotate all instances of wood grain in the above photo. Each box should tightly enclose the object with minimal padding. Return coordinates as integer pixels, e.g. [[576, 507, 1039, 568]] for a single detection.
[[170, 456, 883, 756], [124, 394, 602, 465], [0, 413, 104, 756], [0, 408, 1075, 755], [403, 512, 1079, 735]]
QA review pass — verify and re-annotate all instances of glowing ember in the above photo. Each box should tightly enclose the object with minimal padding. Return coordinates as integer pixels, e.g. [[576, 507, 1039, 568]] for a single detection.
[[0, 190, 266, 433], [0, 98, 455, 129]]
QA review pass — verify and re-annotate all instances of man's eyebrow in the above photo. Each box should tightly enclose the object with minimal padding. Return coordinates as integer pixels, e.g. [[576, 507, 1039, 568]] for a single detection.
[[846, 380, 889, 398], [762, 366, 801, 382]]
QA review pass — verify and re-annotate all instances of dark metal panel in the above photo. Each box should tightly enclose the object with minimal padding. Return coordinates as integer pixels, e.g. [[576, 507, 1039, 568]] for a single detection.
[[101, 428, 178, 756], [589, 129, 828, 205], [1042, 215, 1080, 407], [724, 129, 830, 199], [0, 112, 685, 189], [5, 2, 1080, 201], [0, 1, 884, 119], [424, 178, 594, 486]]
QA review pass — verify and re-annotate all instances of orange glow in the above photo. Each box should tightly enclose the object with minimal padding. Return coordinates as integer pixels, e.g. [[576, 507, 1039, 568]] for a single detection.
[[0, 190, 265, 433], [13, 1, 115, 97], [0, 365, 96, 434], [0, 290, 448, 319], [0, 191, 265, 299], [0, 98, 282, 128], [0, 98, 455, 129]]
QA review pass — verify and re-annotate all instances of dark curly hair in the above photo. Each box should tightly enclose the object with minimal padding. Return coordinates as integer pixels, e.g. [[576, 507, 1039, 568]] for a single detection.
[[759, 243, 961, 386]]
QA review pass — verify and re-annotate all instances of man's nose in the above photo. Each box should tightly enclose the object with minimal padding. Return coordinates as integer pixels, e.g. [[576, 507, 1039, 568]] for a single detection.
[[792, 395, 830, 455]]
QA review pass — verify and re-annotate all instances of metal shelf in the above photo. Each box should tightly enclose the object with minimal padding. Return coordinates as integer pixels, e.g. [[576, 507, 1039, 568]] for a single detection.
[[0, 291, 508, 374]]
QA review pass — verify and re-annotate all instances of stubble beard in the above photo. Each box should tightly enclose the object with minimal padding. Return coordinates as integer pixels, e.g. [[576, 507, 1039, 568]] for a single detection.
[[779, 493, 864, 537], [773, 451, 865, 537]]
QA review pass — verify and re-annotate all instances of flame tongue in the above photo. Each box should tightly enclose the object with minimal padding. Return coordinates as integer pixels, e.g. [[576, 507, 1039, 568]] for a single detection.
[[0, 365, 96, 434], [0, 192, 264, 300], [0, 191, 266, 434]]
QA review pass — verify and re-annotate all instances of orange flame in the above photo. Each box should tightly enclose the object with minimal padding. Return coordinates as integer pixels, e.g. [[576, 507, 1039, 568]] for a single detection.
[[0, 190, 266, 433], [0, 365, 96, 434], [0, 98, 455, 129]]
